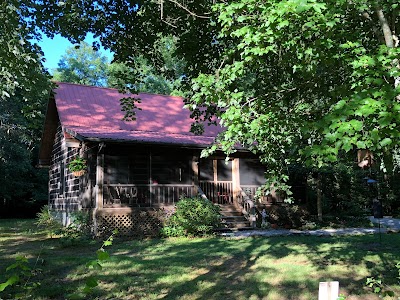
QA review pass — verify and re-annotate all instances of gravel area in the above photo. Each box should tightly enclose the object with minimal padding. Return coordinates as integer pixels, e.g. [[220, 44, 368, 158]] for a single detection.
[[220, 216, 400, 238]]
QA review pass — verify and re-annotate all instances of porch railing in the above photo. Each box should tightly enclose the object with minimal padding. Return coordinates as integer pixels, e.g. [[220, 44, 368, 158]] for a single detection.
[[103, 184, 195, 208], [199, 181, 233, 204], [241, 185, 285, 204], [240, 185, 259, 202]]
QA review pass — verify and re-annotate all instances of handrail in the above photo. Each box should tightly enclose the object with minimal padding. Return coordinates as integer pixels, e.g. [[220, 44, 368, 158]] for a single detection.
[[196, 185, 209, 200], [238, 188, 257, 228], [107, 183, 194, 187]]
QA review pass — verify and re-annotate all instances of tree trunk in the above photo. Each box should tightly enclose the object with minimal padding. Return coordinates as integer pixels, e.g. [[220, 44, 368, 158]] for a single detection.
[[375, 7, 394, 48], [317, 173, 322, 221]]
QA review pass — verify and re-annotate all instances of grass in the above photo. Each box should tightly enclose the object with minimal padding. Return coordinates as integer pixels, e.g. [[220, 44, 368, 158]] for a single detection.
[[0, 219, 399, 300]]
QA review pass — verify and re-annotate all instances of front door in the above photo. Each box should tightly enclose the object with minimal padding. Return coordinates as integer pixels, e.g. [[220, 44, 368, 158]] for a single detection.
[[198, 159, 233, 204]]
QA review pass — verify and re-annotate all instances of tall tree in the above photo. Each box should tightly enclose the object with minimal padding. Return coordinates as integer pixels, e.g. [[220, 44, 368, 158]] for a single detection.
[[108, 36, 185, 95], [0, 91, 49, 217], [52, 41, 109, 86], [0, 0, 51, 216], [189, 0, 400, 195], [53, 36, 185, 95]]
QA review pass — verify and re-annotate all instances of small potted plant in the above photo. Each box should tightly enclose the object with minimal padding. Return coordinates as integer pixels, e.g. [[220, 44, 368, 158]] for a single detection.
[[67, 156, 87, 177]]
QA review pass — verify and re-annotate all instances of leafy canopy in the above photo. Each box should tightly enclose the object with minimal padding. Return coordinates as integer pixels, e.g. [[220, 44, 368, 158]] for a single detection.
[[28, 0, 400, 189]]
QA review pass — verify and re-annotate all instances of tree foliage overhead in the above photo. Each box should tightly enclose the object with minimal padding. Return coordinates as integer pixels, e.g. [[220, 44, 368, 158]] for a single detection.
[[29, 0, 400, 190], [0, 0, 51, 110], [108, 35, 186, 95], [191, 0, 400, 188], [32, 0, 217, 85], [52, 35, 185, 95]]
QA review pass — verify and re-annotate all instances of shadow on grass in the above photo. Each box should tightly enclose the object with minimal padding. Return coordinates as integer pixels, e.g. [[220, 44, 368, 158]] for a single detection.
[[1, 220, 399, 299]]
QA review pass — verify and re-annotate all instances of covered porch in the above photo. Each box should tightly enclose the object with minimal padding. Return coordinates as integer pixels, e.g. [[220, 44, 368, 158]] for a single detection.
[[95, 144, 267, 208], [91, 143, 269, 235]]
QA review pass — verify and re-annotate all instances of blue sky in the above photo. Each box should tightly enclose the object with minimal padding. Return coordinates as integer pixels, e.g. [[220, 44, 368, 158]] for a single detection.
[[37, 33, 114, 74]]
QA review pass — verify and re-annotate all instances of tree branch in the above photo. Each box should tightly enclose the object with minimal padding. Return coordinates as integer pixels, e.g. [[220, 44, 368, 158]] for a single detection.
[[162, 19, 178, 28], [168, 0, 211, 18], [160, 0, 211, 20]]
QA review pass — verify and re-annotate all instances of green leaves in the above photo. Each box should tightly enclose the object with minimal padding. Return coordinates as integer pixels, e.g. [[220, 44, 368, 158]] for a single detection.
[[96, 249, 110, 261], [366, 274, 397, 298], [162, 197, 221, 236], [84, 277, 98, 290], [379, 138, 392, 147], [0, 254, 41, 297], [86, 260, 102, 270], [79, 230, 117, 296], [0, 1, 51, 102], [0, 275, 19, 292]]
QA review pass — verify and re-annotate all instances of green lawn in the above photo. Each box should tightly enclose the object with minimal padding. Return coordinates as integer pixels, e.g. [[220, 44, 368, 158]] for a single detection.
[[0, 219, 399, 300]]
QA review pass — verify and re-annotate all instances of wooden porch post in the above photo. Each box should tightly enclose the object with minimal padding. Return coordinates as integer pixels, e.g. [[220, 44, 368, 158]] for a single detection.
[[149, 150, 152, 205], [232, 158, 240, 206], [213, 160, 218, 201], [93, 151, 104, 235], [192, 155, 199, 195], [96, 152, 104, 210]]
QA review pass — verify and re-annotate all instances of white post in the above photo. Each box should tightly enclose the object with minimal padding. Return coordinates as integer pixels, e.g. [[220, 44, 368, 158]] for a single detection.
[[318, 281, 339, 300], [93, 152, 104, 236]]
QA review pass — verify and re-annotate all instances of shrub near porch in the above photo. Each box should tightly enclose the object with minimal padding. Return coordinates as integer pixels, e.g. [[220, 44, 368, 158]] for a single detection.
[[161, 196, 221, 237]]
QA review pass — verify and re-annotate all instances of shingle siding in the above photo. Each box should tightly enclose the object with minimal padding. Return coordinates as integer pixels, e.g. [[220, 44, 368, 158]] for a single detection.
[[48, 124, 83, 213]]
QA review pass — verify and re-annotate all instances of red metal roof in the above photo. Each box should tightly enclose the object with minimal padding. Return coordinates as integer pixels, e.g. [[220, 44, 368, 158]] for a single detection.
[[54, 82, 221, 146]]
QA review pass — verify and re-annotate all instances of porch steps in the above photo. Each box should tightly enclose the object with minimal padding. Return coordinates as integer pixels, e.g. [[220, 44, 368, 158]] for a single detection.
[[217, 204, 254, 231]]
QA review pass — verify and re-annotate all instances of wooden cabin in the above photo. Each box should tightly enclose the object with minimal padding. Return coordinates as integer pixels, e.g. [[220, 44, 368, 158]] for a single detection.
[[38, 82, 270, 236]]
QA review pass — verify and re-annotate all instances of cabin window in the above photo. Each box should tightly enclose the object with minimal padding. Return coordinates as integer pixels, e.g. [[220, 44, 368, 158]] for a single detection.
[[199, 159, 213, 181], [199, 159, 232, 182], [217, 160, 232, 181], [104, 153, 191, 185], [239, 159, 266, 185], [152, 155, 191, 184]]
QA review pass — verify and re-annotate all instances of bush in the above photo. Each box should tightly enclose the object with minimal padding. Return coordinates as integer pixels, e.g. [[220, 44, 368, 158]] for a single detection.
[[36, 206, 92, 244], [268, 205, 310, 228], [36, 205, 63, 238], [59, 211, 92, 246], [160, 225, 186, 237], [311, 215, 373, 229], [161, 197, 221, 237]]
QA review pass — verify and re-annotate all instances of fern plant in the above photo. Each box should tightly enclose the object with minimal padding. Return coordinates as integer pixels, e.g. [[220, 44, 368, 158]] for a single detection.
[[67, 156, 86, 172]]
